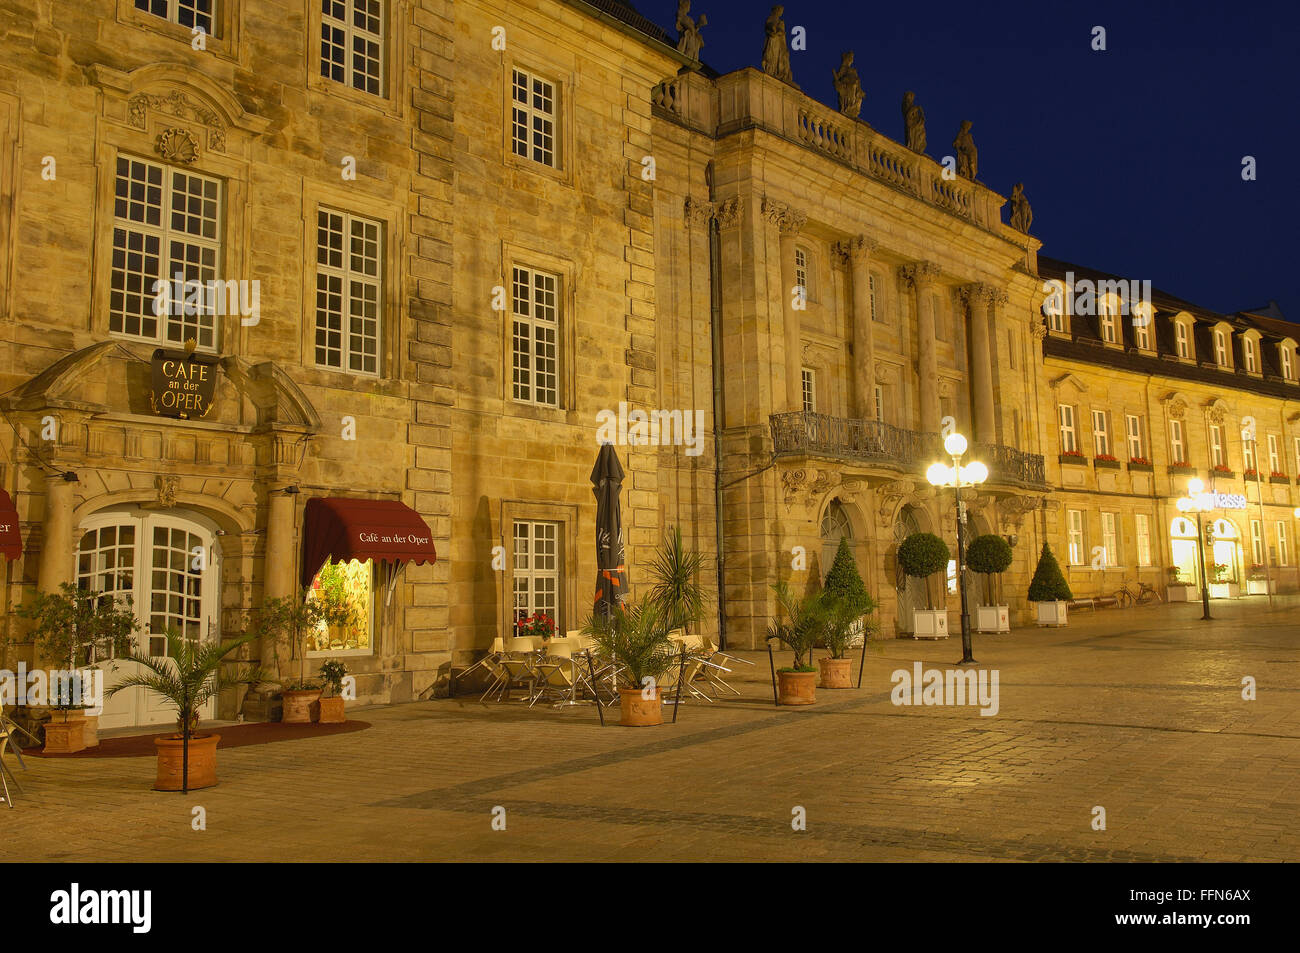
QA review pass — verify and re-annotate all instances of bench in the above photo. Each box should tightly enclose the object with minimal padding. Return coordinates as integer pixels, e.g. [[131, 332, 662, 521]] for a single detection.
[[1067, 595, 1120, 611]]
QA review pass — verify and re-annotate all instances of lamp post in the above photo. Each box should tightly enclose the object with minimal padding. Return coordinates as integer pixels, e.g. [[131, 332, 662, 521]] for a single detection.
[[1243, 425, 1274, 607], [927, 431, 988, 665], [1176, 478, 1213, 621]]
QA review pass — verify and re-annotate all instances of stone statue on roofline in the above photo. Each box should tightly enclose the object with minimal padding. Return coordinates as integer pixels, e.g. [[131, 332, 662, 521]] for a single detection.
[[1009, 182, 1033, 233], [901, 90, 926, 153], [953, 120, 978, 179], [675, 0, 706, 62], [833, 51, 863, 119], [762, 5, 794, 84]]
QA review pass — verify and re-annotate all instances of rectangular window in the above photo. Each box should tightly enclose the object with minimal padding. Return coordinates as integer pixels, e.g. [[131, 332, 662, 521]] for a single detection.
[[1214, 329, 1228, 366], [1125, 414, 1144, 460], [1058, 404, 1077, 453], [801, 367, 816, 413], [1244, 337, 1257, 372], [315, 208, 382, 375], [794, 247, 808, 300], [1135, 513, 1152, 567], [1101, 512, 1118, 567], [1169, 418, 1185, 464], [135, 0, 214, 32], [1251, 519, 1265, 566], [1243, 438, 1257, 473], [1092, 409, 1110, 457], [1175, 322, 1189, 359], [1134, 321, 1149, 350], [1268, 434, 1281, 474], [511, 67, 557, 168], [873, 383, 884, 423], [1210, 424, 1224, 467], [1276, 521, 1291, 567], [1067, 510, 1084, 566], [306, 558, 374, 656], [320, 0, 384, 95], [869, 274, 880, 322], [110, 155, 222, 350], [511, 265, 560, 407], [1101, 313, 1117, 345], [513, 519, 561, 628], [1283, 347, 1294, 381]]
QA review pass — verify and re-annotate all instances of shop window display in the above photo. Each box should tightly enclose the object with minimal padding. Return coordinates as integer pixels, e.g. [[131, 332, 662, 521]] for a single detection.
[[307, 558, 373, 654]]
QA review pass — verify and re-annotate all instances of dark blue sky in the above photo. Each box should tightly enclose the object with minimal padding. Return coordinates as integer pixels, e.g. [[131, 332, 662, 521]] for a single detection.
[[639, 0, 1299, 319]]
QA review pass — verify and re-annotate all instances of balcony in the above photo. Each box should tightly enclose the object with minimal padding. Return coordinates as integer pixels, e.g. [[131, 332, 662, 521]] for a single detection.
[[769, 412, 1047, 487]]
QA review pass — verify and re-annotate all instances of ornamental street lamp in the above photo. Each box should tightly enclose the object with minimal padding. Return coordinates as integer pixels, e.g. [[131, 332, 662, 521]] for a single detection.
[[1243, 424, 1274, 607], [926, 431, 988, 665], [1176, 478, 1214, 621]]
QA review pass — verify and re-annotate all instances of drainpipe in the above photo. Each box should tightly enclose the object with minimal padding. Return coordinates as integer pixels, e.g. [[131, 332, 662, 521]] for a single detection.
[[707, 163, 727, 650]]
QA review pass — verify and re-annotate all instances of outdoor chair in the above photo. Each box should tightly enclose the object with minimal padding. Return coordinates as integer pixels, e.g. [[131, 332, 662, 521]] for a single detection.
[[546, 640, 573, 660], [0, 706, 35, 808], [529, 658, 581, 708], [506, 636, 538, 653]]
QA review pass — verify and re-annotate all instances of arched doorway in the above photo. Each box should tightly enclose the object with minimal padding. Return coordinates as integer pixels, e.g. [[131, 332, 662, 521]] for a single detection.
[[76, 506, 222, 730], [819, 498, 854, 582], [1170, 516, 1200, 589], [893, 504, 927, 633]]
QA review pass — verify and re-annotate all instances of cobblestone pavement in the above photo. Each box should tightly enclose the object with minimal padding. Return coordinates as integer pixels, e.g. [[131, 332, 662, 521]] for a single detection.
[[3, 596, 1297, 862]]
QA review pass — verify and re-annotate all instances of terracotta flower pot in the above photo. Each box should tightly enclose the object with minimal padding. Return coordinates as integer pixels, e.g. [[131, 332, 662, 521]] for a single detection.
[[618, 687, 663, 727], [818, 657, 852, 689], [82, 714, 100, 748], [153, 733, 221, 791], [318, 695, 346, 724], [42, 717, 86, 754], [777, 669, 817, 706], [281, 688, 321, 724]]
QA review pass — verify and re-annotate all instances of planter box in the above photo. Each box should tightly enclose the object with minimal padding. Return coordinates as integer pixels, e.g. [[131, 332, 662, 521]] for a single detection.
[[1035, 601, 1068, 626], [1246, 579, 1276, 595], [1166, 584, 1199, 602], [1208, 582, 1240, 599], [1127, 461, 1154, 472], [1269, 476, 1290, 485], [975, 605, 1010, 633], [912, 609, 949, 639], [1168, 466, 1195, 477], [1058, 454, 1088, 466], [1093, 458, 1122, 470], [1211, 470, 1235, 479]]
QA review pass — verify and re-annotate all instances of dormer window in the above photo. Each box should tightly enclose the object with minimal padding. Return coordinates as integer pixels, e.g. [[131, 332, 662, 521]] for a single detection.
[[1100, 309, 1118, 345], [1282, 343, 1295, 381], [1214, 329, 1229, 367], [1243, 335, 1258, 373], [1042, 280, 1067, 334], [1131, 302, 1153, 350], [1175, 321, 1191, 359]]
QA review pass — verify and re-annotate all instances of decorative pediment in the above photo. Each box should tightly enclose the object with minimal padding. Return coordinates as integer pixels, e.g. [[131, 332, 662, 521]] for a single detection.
[[1049, 372, 1088, 396], [1163, 391, 1192, 420]]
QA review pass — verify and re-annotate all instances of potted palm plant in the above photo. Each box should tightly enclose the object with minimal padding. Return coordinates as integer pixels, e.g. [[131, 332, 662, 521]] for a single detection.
[[1028, 543, 1073, 625], [819, 538, 876, 688], [106, 629, 265, 792], [967, 534, 1013, 633], [897, 532, 951, 638], [768, 581, 827, 705], [317, 659, 348, 724], [583, 595, 678, 726], [648, 526, 708, 633], [12, 583, 138, 753]]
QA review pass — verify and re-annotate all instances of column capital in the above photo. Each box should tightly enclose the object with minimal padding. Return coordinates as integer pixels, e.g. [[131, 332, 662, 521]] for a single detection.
[[838, 234, 878, 265], [899, 261, 942, 287], [715, 196, 742, 230], [684, 196, 715, 229], [959, 282, 1009, 307], [761, 195, 807, 235]]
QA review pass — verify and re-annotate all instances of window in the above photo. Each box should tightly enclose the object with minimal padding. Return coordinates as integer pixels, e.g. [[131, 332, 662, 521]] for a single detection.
[[1244, 336, 1257, 372], [1100, 306, 1117, 345], [1135, 513, 1152, 567], [1125, 414, 1144, 460], [1210, 424, 1224, 467], [1243, 438, 1256, 473], [1282, 346, 1294, 381], [794, 247, 809, 302], [1276, 522, 1291, 567], [1100, 512, 1118, 567], [820, 500, 853, 579], [1268, 434, 1280, 474], [873, 383, 884, 423], [320, 0, 384, 95], [511, 265, 559, 407], [511, 67, 557, 168], [1058, 404, 1077, 453], [1169, 418, 1185, 464], [869, 274, 880, 322], [513, 520, 561, 628], [1092, 409, 1110, 457], [1043, 281, 1065, 332], [1067, 510, 1084, 566], [110, 155, 221, 350], [1132, 304, 1152, 349], [135, 0, 213, 31], [1175, 321, 1190, 359], [1214, 329, 1229, 366], [307, 559, 374, 655], [315, 208, 382, 375], [801, 367, 816, 413], [1250, 519, 1265, 566]]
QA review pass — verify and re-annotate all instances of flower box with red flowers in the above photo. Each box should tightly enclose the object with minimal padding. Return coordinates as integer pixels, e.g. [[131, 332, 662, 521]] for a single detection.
[[514, 612, 555, 641], [1127, 457, 1154, 472], [1269, 471, 1290, 484], [1093, 454, 1121, 469], [1212, 464, 1234, 477], [1058, 450, 1087, 465]]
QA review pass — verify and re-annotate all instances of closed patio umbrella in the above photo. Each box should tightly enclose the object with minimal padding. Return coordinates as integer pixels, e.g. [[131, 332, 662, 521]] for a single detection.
[[591, 442, 628, 617]]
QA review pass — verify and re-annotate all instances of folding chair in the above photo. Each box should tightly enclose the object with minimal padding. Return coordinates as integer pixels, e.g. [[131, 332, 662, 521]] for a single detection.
[[0, 707, 36, 808]]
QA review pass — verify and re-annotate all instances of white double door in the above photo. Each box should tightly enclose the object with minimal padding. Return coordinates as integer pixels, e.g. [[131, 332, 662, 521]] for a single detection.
[[76, 508, 221, 731]]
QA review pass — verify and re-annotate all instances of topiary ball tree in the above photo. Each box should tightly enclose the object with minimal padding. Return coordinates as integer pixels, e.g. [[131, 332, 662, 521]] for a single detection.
[[966, 534, 1014, 606], [1027, 543, 1073, 602], [896, 532, 950, 610]]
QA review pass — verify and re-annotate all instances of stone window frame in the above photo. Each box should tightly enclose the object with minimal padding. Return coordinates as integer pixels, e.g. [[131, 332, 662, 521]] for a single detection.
[[114, 0, 242, 61], [800, 366, 817, 413], [1125, 412, 1145, 460], [1066, 508, 1086, 566], [1057, 402, 1078, 454], [298, 180, 404, 384], [1091, 408, 1110, 457], [1100, 510, 1120, 567], [499, 241, 576, 419], [306, 0, 409, 120], [502, 53, 575, 187], [498, 500, 579, 640]]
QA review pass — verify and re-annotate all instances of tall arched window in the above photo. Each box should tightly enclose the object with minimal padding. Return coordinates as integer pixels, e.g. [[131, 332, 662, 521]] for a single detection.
[[820, 499, 852, 578]]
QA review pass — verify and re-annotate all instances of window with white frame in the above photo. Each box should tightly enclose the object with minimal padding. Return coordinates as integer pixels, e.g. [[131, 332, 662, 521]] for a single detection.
[[1135, 513, 1152, 567], [135, 0, 214, 32], [1092, 409, 1110, 456], [794, 247, 809, 302], [1282, 345, 1294, 381], [1275, 521, 1291, 567], [1100, 304, 1118, 344], [511, 67, 557, 168], [1125, 414, 1145, 460], [512, 519, 561, 629], [1210, 424, 1225, 467], [1169, 418, 1185, 464], [1132, 303, 1152, 349], [801, 367, 816, 413], [1250, 519, 1265, 565], [511, 266, 560, 407], [110, 155, 221, 350], [1043, 281, 1065, 332], [869, 274, 881, 322], [1067, 510, 1084, 566], [320, 0, 384, 96], [1058, 404, 1077, 453], [1243, 438, 1257, 473], [1215, 329, 1229, 366], [1268, 434, 1282, 474], [1101, 511, 1119, 566], [1175, 321, 1190, 359], [873, 383, 884, 423], [315, 208, 382, 375], [1243, 335, 1257, 372]]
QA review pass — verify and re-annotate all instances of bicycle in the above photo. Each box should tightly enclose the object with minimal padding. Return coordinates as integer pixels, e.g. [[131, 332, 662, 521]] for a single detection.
[[1112, 581, 1163, 608]]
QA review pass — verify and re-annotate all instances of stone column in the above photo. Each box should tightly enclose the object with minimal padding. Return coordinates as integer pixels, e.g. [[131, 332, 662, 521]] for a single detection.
[[844, 236, 878, 420], [38, 473, 76, 595], [762, 197, 808, 412], [960, 283, 1001, 444], [262, 488, 296, 669], [901, 261, 943, 431]]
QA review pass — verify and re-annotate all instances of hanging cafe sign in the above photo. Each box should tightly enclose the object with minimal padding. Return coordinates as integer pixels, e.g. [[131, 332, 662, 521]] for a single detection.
[[149, 344, 218, 420]]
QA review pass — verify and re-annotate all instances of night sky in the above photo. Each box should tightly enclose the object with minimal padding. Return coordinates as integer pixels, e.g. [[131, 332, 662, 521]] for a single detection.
[[635, 0, 1300, 320]]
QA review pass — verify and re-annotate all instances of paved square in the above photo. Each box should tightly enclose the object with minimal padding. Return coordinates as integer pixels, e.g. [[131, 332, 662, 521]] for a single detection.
[[3, 597, 1297, 862]]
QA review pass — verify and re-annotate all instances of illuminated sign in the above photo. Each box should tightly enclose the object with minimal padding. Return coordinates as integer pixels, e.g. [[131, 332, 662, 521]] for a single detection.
[[1189, 492, 1247, 511], [149, 348, 217, 420]]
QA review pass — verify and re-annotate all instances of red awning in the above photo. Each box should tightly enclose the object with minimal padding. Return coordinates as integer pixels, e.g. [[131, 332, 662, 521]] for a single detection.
[[300, 497, 436, 588], [0, 489, 21, 561]]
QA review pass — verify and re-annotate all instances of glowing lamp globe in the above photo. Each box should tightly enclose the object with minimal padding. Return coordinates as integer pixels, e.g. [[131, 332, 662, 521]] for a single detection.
[[926, 463, 951, 487], [965, 461, 989, 485], [1188, 478, 1204, 495], [943, 432, 968, 457], [1176, 497, 1191, 513]]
